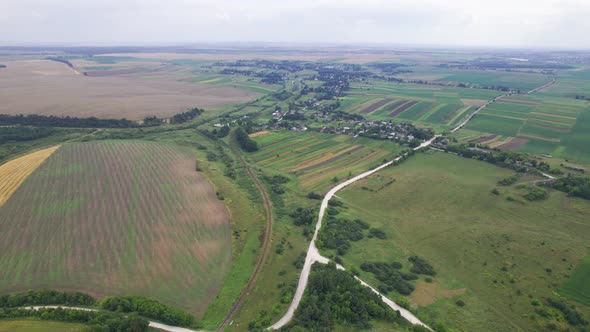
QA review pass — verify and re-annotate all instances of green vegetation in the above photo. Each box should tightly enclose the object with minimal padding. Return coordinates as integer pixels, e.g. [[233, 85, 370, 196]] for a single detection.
[[562, 253, 590, 305], [0, 308, 148, 332], [334, 152, 590, 331], [0, 290, 94, 308], [547, 175, 590, 199], [100, 296, 194, 327], [0, 141, 231, 317], [250, 131, 402, 192], [284, 263, 403, 331], [235, 127, 259, 152], [0, 319, 86, 332]]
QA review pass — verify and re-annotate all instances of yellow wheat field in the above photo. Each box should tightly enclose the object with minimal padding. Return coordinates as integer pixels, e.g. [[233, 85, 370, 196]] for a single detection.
[[0, 145, 60, 206]]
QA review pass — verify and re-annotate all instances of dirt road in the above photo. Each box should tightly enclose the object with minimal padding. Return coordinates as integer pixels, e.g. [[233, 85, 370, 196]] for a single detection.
[[270, 137, 439, 330]]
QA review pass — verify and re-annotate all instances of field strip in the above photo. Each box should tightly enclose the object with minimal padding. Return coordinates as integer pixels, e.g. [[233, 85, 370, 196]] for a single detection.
[[291, 145, 363, 172], [248, 130, 271, 138], [270, 137, 439, 331], [448, 104, 474, 126], [530, 112, 577, 120], [517, 133, 561, 142], [0, 145, 61, 206]]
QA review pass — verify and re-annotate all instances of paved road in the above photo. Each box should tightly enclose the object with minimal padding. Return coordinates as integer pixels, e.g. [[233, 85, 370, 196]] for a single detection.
[[270, 137, 439, 331], [24, 306, 201, 332]]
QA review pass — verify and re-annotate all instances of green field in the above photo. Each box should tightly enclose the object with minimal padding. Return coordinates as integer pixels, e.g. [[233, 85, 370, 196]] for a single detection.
[[561, 253, 590, 306], [460, 93, 590, 162], [249, 131, 403, 192], [330, 152, 590, 331], [437, 70, 551, 91], [341, 81, 501, 130], [0, 141, 231, 317], [0, 319, 86, 332]]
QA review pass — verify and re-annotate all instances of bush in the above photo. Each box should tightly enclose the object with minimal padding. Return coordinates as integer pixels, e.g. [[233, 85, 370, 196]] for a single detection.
[[100, 296, 194, 327], [317, 218, 367, 255], [360, 261, 415, 295], [368, 228, 387, 239], [290, 207, 315, 226], [523, 186, 549, 201], [498, 174, 521, 186], [307, 192, 322, 200], [456, 300, 466, 307], [408, 256, 436, 276]]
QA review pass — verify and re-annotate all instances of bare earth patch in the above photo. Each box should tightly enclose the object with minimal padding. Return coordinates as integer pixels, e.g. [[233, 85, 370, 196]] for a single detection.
[[249, 130, 271, 138], [461, 98, 487, 107], [0, 60, 258, 119], [517, 133, 561, 142], [409, 281, 467, 307], [498, 137, 529, 150]]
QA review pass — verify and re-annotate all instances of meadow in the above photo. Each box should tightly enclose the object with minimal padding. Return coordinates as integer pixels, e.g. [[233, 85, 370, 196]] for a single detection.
[[249, 130, 403, 192], [0, 140, 231, 317], [0, 60, 258, 119], [333, 151, 590, 331], [0, 319, 86, 332]]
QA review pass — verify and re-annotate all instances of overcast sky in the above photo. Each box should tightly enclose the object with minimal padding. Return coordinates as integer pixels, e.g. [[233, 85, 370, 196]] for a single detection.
[[1, 0, 589, 49]]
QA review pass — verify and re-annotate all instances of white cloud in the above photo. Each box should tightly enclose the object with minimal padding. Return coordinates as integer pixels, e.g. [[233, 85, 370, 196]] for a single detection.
[[0, 0, 589, 48]]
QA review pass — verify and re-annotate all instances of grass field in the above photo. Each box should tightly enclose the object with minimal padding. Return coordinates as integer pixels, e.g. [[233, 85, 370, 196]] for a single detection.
[[0, 145, 60, 206], [561, 253, 590, 306], [331, 151, 590, 331], [0, 60, 258, 119], [437, 70, 551, 91], [0, 319, 86, 332], [0, 140, 231, 317], [249, 131, 403, 192]]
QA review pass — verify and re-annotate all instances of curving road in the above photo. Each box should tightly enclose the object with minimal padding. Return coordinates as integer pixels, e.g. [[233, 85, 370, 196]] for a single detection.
[[24, 306, 201, 332], [270, 137, 439, 331]]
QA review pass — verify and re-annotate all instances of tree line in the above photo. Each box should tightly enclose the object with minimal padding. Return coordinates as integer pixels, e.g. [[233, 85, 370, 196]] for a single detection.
[[0, 107, 205, 129], [100, 296, 194, 327]]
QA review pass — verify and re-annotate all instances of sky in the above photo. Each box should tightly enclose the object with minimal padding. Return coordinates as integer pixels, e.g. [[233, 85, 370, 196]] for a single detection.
[[1, 0, 589, 49]]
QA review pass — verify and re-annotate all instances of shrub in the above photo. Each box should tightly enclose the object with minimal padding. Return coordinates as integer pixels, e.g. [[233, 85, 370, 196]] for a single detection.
[[408, 256, 436, 276], [369, 228, 387, 239], [307, 192, 322, 200], [456, 300, 466, 307]]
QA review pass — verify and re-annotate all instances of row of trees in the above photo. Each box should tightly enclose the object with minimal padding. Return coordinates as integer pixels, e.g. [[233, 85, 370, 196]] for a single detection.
[[0, 126, 54, 142], [0, 108, 205, 128], [0, 114, 140, 128], [100, 296, 194, 327], [234, 127, 258, 152], [170, 107, 204, 124], [0, 290, 95, 308]]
